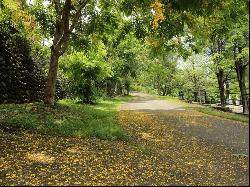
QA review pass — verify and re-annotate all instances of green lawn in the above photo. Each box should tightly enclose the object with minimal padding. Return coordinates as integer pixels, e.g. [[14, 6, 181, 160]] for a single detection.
[[0, 96, 133, 140]]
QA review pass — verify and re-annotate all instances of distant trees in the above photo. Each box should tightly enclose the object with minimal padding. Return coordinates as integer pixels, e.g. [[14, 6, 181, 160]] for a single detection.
[[138, 54, 177, 96]]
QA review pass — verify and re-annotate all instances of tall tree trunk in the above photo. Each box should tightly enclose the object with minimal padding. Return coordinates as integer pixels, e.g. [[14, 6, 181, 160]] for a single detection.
[[235, 60, 249, 114], [106, 81, 112, 97], [162, 85, 167, 96], [194, 91, 198, 102], [44, 49, 60, 107], [204, 90, 208, 104], [179, 91, 184, 100], [216, 70, 225, 107], [225, 81, 230, 104], [114, 82, 118, 95], [198, 89, 202, 103]]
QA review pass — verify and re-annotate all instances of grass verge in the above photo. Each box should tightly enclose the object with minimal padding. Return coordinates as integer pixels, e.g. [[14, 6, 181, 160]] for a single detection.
[[190, 107, 249, 124], [0, 96, 134, 140], [157, 95, 249, 123]]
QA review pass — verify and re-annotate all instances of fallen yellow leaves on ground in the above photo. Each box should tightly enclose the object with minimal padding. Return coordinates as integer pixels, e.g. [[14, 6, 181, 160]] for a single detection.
[[0, 110, 248, 186]]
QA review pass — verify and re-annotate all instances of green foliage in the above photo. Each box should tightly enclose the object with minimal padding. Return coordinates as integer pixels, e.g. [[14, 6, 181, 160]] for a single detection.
[[30, 0, 56, 38], [0, 0, 248, 112], [100, 33, 144, 96], [60, 47, 112, 103], [238, 47, 249, 62], [136, 50, 179, 96]]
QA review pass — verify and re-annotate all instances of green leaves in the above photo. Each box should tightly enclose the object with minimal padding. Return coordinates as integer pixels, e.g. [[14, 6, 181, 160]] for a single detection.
[[59, 48, 113, 103], [238, 47, 249, 62]]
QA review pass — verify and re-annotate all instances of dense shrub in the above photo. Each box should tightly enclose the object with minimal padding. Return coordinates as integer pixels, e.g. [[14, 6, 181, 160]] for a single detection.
[[0, 20, 71, 103], [0, 20, 45, 103], [60, 51, 112, 104]]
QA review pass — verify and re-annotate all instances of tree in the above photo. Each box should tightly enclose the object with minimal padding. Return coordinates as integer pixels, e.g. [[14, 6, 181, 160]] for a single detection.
[[188, 0, 249, 112], [231, 35, 249, 114], [227, 0, 249, 114], [175, 53, 214, 103], [38, 0, 90, 107], [60, 44, 112, 103]]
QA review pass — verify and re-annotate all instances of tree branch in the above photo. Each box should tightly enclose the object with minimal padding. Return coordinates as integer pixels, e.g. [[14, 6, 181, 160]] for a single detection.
[[53, 0, 90, 53], [54, 0, 72, 50], [62, 0, 71, 31], [59, 39, 70, 56], [70, 0, 90, 32], [52, 0, 61, 15]]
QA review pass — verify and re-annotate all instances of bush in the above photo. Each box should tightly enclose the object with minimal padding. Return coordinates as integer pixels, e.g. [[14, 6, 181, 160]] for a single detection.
[[0, 20, 44, 104], [0, 20, 68, 104], [60, 51, 112, 104]]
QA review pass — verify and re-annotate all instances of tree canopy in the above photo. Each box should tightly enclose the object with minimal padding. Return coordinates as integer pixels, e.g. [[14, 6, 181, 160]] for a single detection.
[[0, 0, 248, 112]]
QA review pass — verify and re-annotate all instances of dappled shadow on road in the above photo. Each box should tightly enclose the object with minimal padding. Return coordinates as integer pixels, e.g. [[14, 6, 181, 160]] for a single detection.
[[121, 108, 187, 112], [155, 110, 249, 155], [0, 109, 249, 185], [121, 108, 249, 155], [118, 110, 249, 186]]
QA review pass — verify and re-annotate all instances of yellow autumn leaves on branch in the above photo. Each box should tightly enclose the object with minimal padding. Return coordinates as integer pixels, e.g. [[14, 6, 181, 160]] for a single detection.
[[150, 0, 165, 29], [2, 0, 40, 42]]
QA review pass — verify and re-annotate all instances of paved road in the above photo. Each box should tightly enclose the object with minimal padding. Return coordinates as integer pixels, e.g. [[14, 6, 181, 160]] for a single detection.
[[120, 92, 249, 156], [119, 92, 185, 111]]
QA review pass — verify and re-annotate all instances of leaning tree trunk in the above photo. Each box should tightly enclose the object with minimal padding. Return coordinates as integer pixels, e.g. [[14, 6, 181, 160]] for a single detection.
[[44, 49, 60, 107], [235, 60, 249, 114], [180, 91, 184, 100], [216, 70, 225, 107]]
